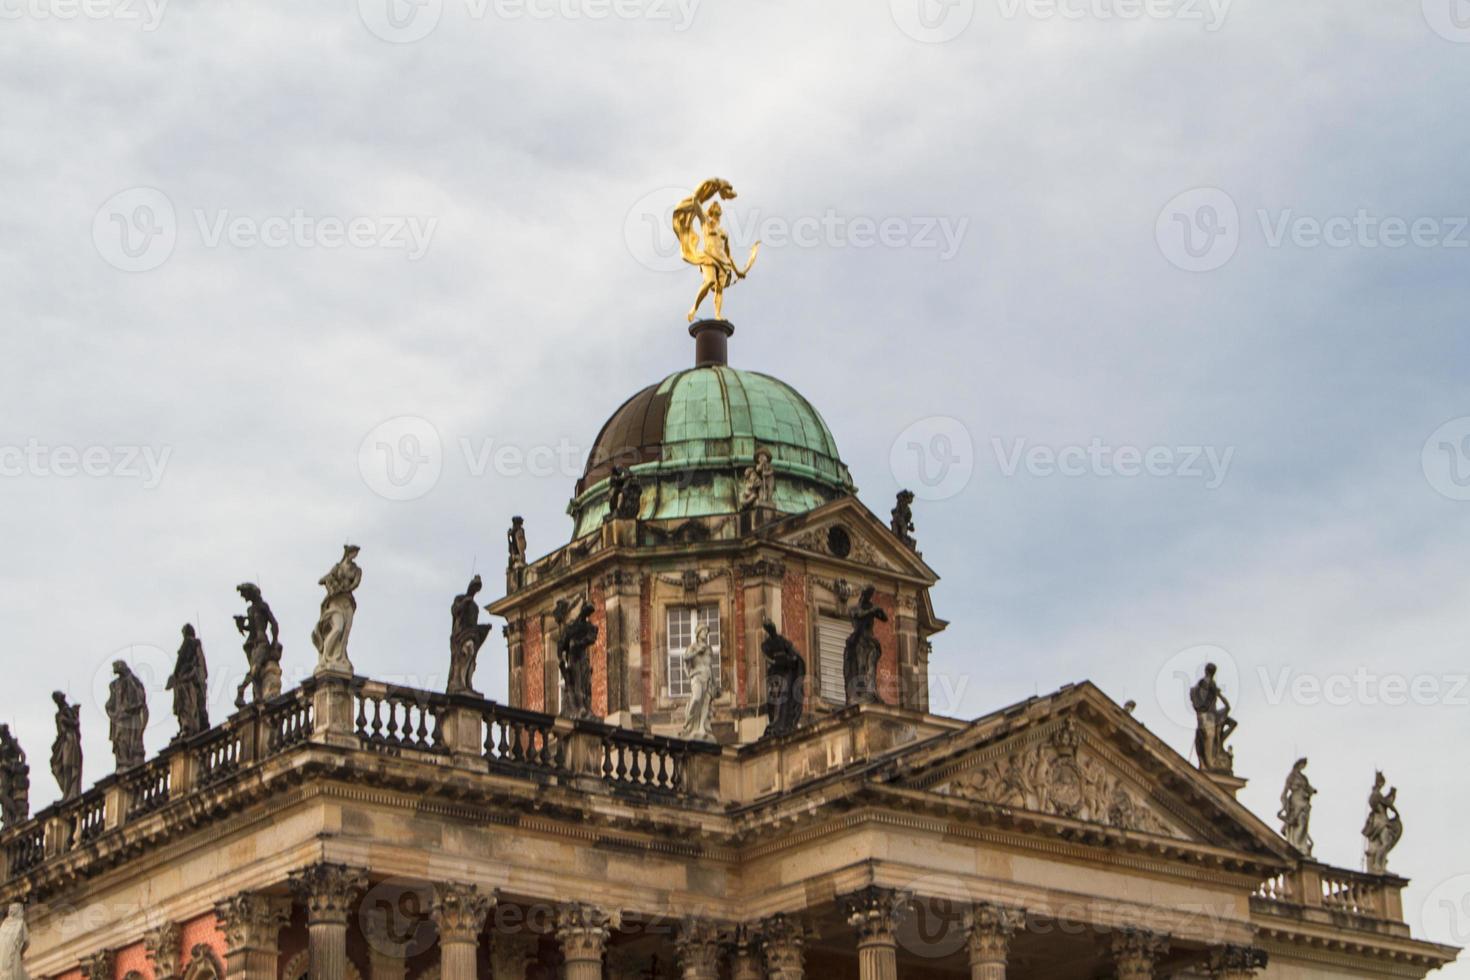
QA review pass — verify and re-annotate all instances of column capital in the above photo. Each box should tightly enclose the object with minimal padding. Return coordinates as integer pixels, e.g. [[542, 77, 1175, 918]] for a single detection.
[[144, 921, 183, 980], [215, 892, 291, 954], [1109, 927, 1170, 980], [79, 950, 114, 980], [676, 918, 724, 977], [841, 887, 909, 946], [557, 903, 618, 963], [965, 903, 1023, 966], [1209, 945, 1268, 978], [288, 862, 369, 926], [431, 881, 494, 944], [758, 914, 807, 980]]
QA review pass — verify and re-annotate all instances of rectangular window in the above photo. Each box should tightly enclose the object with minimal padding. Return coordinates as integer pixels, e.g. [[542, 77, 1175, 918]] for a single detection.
[[667, 605, 721, 698], [817, 615, 849, 704]]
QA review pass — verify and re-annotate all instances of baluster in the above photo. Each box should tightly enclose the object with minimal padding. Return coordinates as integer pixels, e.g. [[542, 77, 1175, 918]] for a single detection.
[[416, 702, 431, 749], [496, 719, 511, 760], [356, 694, 368, 737]]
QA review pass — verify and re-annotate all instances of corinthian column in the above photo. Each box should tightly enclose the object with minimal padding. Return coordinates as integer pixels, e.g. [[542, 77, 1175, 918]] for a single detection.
[[760, 915, 806, 980], [144, 922, 183, 980], [431, 882, 492, 980], [1109, 928, 1170, 980], [288, 863, 369, 980], [676, 919, 723, 980], [557, 904, 616, 980], [215, 893, 290, 980], [1210, 945, 1268, 979], [843, 888, 906, 980], [728, 925, 763, 980], [965, 904, 1021, 980]]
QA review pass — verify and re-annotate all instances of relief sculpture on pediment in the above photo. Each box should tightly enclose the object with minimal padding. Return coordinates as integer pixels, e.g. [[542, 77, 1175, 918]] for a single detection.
[[939, 720, 1178, 839]]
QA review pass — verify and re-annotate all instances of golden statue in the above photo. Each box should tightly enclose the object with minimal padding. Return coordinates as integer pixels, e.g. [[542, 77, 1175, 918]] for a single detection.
[[673, 177, 761, 323]]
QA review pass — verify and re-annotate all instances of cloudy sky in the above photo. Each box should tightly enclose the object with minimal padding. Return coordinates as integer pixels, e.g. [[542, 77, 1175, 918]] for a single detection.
[[3, 0, 1469, 966]]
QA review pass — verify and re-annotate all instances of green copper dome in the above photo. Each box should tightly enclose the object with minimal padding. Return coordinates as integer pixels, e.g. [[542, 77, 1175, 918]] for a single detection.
[[569, 363, 855, 537]]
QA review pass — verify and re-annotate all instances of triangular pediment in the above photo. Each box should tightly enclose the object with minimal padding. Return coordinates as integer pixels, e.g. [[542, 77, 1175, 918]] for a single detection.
[[886, 683, 1295, 861], [769, 496, 939, 585]]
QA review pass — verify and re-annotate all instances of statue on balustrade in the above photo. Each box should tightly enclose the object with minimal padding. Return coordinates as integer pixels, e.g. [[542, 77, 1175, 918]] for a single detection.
[[234, 582, 283, 708], [890, 489, 917, 550], [761, 618, 806, 739], [557, 601, 598, 721], [679, 624, 716, 742], [448, 574, 492, 697], [607, 466, 642, 521], [167, 623, 210, 740], [1363, 771, 1403, 875], [507, 516, 527, 588], [312, 544, 362, 678], [49, 693, 81, 803], [105, 661, 149, 771], [0, 903, 29, 980], [1278, 757, 1315, 856], [843, 585, 889, 705], [738, 447, 775, 511], [1189, 663, 1237, 775], [0, 728, 28, 827]]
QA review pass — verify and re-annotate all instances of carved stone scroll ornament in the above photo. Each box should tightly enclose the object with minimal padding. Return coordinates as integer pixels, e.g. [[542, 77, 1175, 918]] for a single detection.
[[1110, 928, 1170, 980], [936, 720, 1179, 839], [1209, 945, 1268, 978], [144, 921, 183, 980], [758, 915, 806, 980]]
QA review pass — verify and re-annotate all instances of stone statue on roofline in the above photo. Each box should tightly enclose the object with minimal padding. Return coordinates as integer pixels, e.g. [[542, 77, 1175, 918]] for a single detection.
[[312, 544, 362, 678], [1363, 771, 1403, 875], [507, 516, 527, 588], [448, 575, 492, 697], [607, 466, 642, 521], [1189, 663, 1237, 775], [234, 582, 283, 708], [738, 447, 775, 511], [168, 623, 210, 740], [890, 489, 917, 550], [50, 692, 82, 803], [0, 728, 28, 828], [1278, 757, 1315, 856], [105, 661, 148, 771]]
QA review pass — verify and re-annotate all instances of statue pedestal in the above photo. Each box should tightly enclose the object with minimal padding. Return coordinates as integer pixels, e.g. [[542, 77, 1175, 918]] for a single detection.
[[1204, 770, 1247, 798], [310, 676, 359, 749]]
